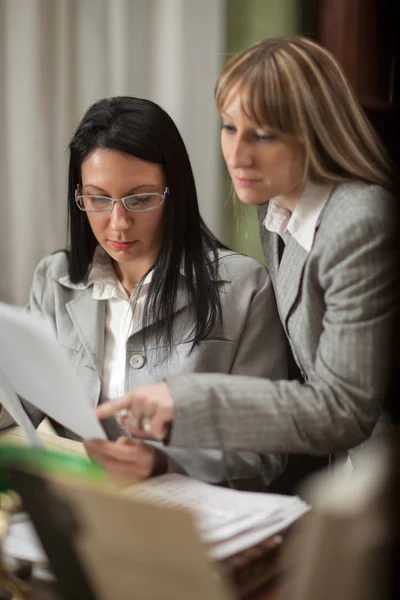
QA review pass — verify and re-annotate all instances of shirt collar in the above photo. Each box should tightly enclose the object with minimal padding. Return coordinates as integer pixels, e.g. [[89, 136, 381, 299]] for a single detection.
[[58, 246, 228, 299], [263, 180, 333, 252], [58, 247, 153, 300], [89, 247, 154, 301]]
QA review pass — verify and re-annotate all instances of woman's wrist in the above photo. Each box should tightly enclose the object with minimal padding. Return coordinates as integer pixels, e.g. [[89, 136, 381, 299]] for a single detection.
[[150, 447, 169, 477]]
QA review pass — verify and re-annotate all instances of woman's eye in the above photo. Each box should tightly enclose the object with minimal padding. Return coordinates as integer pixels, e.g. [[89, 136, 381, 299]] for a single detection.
[[91, 196, 111, 207], [127, 195, 152, 205], [256, 132, 277, 143], [221, 123, 236, 133]]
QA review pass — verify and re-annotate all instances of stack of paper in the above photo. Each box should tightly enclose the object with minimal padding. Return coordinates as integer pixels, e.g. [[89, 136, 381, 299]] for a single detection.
[[126, 474, 309, 560], [3, 472, 309, 566], [5, 473, 235, 600]]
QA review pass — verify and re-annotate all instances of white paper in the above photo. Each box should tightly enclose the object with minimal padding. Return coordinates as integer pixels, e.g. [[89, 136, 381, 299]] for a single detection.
[[209, 502, 308, 560], [3, 513, 48, 563], [0, 303, 106, 440], [126, 474, 310, 560], [0, 370, 44, 446]]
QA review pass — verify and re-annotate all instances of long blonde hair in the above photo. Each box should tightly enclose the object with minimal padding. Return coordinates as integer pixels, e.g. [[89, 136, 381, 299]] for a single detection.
[[215, 36, 393, 192]]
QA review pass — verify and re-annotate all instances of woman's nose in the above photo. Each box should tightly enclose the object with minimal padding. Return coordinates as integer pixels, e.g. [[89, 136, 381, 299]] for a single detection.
[[109, 200, 131, 229], [229, 139, 253, 169]]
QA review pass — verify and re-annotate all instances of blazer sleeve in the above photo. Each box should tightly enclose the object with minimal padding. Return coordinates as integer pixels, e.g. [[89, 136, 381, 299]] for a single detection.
[[166, 202, 400, 455], [156, 266, 289, 489]]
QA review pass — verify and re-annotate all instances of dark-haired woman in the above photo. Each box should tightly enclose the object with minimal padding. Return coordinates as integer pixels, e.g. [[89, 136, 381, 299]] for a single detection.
[[0, 96, 287, 491]]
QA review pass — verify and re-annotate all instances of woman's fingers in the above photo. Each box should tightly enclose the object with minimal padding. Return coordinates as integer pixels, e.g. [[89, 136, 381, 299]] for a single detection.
[[85, 437, 140, 460], [84, 437, 157, 479], [95, 396, 131, 419], [95, 382, 175, 441]]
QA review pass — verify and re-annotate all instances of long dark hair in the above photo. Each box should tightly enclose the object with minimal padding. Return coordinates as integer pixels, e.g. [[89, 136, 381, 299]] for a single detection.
[[67, 96, 226, 352]]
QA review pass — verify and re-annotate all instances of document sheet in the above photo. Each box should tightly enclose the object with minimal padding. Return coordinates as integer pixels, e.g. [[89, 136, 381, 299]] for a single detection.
[[0, 303, 106, 440]]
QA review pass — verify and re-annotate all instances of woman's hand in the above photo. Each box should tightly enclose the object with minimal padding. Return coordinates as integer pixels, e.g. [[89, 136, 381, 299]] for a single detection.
[[84, 436, 167, 480], [95, 382, 175, 441]]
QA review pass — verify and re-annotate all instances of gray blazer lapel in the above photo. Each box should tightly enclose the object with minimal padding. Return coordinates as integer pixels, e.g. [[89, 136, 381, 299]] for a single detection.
[[265, 233, 280, 285], [258, 205, 308, 328], [258, 207, 279, 285], [66, 293, 106, 374], [277, 235, 308, 330]]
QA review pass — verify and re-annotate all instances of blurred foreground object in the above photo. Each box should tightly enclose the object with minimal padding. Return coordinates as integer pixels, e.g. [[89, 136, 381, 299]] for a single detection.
[[0, 446, 310, 599], [284, 434, 400, 600]]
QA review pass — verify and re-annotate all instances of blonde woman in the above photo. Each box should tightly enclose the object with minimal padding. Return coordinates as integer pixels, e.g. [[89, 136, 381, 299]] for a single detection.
[[93, 36, 399, 471]]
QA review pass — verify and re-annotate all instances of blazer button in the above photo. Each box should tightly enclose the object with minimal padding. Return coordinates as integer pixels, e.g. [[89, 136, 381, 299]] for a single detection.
[[130, 354, 145, 369]]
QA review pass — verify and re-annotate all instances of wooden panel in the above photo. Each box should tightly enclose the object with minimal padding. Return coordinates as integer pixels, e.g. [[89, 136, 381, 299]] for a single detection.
[[317, 0, 396, 110]]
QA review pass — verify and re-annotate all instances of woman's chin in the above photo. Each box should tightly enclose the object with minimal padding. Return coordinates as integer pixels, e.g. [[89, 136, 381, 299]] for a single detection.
[[234, 190, 270, 206]]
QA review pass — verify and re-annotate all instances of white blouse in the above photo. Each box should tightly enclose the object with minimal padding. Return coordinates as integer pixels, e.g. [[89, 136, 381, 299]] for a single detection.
[[263, 180, 333, 251], [88, 247, 152, 402]]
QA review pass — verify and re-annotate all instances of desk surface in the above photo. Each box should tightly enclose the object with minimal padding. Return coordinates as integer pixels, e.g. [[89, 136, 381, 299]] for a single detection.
[[0, 568, 282, 600], [0, 576, 281, 600]]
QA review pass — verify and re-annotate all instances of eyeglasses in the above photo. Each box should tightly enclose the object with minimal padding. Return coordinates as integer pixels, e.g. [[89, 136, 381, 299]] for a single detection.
[[75, 187, 168, 213]]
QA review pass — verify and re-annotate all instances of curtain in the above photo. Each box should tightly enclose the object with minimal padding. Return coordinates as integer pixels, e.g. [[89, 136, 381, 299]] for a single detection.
[[0, 0, 225, 305]]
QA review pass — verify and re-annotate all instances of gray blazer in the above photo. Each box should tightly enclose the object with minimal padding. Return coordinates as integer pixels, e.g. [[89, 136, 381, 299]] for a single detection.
[[0, 248, 288, 490], [166, 182, 400, 463]]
